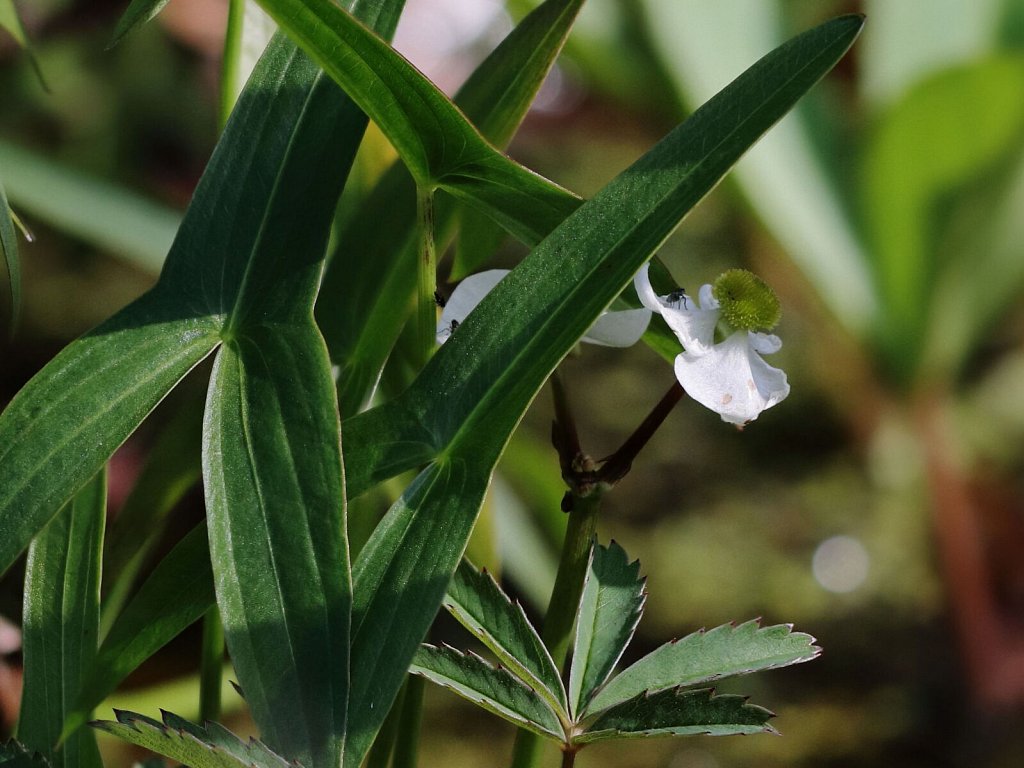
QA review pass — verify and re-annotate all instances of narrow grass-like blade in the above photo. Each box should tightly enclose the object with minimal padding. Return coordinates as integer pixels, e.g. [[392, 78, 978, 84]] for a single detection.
[[585, 620, 819, 715], [109, 0, 172, 48], [17, 470, 106, 768], [0, 141, 180, 274], [0, 180, 20, 329], [568, 542, 646, 719], [411, 645, 564, 740]]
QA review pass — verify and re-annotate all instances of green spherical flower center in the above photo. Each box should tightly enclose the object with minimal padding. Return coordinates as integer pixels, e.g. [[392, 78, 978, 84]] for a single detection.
[[712, 269, 781, 332]]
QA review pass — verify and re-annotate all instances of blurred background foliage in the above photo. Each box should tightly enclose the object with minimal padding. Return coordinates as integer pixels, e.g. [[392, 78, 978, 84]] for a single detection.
[[2, 0, 1024, 766]]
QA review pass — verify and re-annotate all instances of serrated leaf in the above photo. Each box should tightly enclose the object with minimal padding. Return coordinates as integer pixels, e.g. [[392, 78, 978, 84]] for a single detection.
[[92, 711, 297, 768], [586, 620, 819, 715], [443, 559, 566, 715], [17, 470, 105, 768], [0, 740, 51, 768], [411, 645, 564, 740], [64, 524, 214, 741], [340, 15, 861, 768], [577, 687, 774, 743], [568, 542, 646, 719]]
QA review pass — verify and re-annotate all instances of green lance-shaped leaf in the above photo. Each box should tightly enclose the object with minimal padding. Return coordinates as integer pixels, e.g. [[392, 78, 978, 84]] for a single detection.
[[341, 15, 862, 767], [585, 620, 819, 716], [204, 324, 349, 768], [92, 711, 297, 768], [109, 0, 173, 48], [410, 645, 564, 740], [318, 0, 586, 416], [0, 179, 20, 330], [200, 2, 408, 766], [253, 0, 579, 246], [64, 524, 215, 741], [568, 542, 646, 719], [17, 470, 106, 768], [0, 34, 352, 574], [576, 687, 774, 744], [343, 14, 866, 498], [0, 140, 180, 275], [0, 0, 45, 88], [443, 559, 566, 714]]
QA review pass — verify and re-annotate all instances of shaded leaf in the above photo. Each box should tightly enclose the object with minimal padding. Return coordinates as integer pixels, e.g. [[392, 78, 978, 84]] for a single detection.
[[65, 524, 215, 741], [92, 711, 297, 768], [101, 400, 203, 629], [444, 559, 566, 714], [577, 687, 774, 743], [586, 620, 819, 715], [17, 470, 105, 768], [411, 644, 564, 740], [568, 542, 646, 718]]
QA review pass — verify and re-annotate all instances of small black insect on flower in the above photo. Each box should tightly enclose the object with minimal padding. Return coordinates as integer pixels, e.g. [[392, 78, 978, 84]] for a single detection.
[[666, 288, 689, 309]]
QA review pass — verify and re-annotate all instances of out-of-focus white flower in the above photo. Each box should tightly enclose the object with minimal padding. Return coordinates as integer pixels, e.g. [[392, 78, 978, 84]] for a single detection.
[[436, 269, 651, 347], [634, 263, 789, 426]]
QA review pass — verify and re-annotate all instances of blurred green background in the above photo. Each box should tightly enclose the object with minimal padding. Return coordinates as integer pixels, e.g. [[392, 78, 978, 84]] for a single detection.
[[3, 1, 1024, 766]]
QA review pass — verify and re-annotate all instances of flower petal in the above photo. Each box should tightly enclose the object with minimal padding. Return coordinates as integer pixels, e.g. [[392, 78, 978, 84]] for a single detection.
[[437, 268, 509, 344], [583, 307, 651, 347], [673, 331, 790, 425], [633, 263, 718, 352]]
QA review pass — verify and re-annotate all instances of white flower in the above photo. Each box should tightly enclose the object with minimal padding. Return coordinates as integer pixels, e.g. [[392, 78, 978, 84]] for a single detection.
[[437, 269, 651, 347], [634, 263, 789, 426]]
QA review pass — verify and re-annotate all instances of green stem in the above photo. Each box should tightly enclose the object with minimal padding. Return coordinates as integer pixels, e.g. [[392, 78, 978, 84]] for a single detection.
[[510, 491, 601, 768], [219, 0, 246, 129], [392, 675, 426, 768], [198, 607, 224, 722], [416, 186, 437, 365]]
